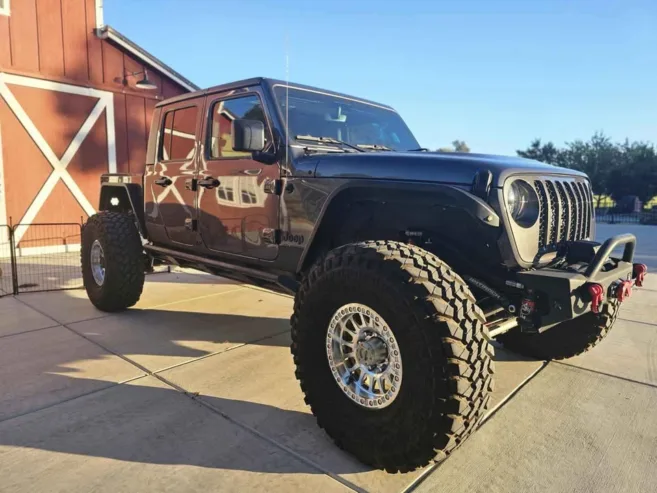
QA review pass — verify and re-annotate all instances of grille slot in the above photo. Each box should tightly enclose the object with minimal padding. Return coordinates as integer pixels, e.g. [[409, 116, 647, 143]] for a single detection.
[[534, 181, 548, 248], [555, 182, 569, 241], [533, 178, 592, 252], [544, 181, 559, 245], [564, 182, 578, 240]]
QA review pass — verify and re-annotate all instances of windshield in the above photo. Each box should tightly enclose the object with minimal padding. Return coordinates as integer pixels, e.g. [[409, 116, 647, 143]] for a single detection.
[[273, 86, 420, 152]]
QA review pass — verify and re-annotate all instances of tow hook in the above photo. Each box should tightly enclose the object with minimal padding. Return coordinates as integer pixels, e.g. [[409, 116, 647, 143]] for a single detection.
[[614, 280, 633, 302], [633, 263, 647, 287], [587, 283, 604, 314]]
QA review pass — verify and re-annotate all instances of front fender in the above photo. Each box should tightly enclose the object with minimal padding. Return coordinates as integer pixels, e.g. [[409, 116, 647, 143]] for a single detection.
[[293, 179, 501, 273], [99, 183, 147, 238]]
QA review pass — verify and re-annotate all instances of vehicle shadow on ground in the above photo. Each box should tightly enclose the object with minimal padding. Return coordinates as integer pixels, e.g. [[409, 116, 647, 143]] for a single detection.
[[67, 306, 537, 364], [0, 374, 373, 475]]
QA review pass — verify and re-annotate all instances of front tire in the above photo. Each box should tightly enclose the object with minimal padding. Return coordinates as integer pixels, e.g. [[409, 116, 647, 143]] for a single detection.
[[498, 300, 619, 360], [291, 241, 495, 472], [81, 212, 145, 312]]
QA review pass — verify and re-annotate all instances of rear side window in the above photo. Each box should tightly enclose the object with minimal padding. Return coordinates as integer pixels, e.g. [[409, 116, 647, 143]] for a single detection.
[[208, 94, 269, 159], [160, 106, 198, 161]]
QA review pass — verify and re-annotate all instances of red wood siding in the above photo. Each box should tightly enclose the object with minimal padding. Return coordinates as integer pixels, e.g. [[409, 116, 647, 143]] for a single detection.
[[0, 0, 189, 99], [61, 0, 89, 80], [36, 0, 66, 78], [0, 0, 191, 229], [9, 0, 40, 73]]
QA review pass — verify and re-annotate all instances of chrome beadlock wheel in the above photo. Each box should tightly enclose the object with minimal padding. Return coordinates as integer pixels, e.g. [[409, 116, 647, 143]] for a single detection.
[[90, 239, 106, 286], [326, 303, 402, 409]]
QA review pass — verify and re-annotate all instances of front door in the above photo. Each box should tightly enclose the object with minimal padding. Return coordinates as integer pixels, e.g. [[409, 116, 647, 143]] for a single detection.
[[197, 90, 279, 260], [149, 102, 201, 246]]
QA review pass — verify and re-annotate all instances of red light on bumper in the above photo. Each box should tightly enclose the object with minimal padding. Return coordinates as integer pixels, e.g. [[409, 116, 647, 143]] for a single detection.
[[615, 280, 633, 302], [633, 263, 647, 287], [587, 283, 604, 313]]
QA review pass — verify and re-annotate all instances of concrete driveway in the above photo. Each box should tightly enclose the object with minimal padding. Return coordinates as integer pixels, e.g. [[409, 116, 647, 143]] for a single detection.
[[1, 225, 656, 493]]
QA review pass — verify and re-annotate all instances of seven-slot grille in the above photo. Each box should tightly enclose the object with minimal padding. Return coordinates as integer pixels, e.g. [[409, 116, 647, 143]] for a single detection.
[[533, 178, 593, 250]]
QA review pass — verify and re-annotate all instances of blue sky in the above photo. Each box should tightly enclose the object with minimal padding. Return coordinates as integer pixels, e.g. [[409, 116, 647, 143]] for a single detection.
[[106, 0, 656, 155]]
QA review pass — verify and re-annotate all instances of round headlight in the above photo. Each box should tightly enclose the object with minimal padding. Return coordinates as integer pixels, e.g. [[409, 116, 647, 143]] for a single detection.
[[506, 180, 539, 228]]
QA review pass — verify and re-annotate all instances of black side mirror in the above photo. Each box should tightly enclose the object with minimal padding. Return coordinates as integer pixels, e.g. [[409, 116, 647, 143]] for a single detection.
[[232, 119, 265, 152]]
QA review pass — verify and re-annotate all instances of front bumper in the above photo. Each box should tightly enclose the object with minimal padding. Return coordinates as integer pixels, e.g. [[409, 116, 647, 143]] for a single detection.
[[515, 234, 644, 331]]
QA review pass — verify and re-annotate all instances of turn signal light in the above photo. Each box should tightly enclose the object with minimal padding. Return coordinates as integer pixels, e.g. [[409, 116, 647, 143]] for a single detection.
[[587, 283, 604, 314], [633, 263, 647, 287]]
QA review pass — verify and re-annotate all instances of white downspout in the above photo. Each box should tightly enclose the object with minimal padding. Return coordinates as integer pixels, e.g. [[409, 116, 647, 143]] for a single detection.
[[95, 0, 104, 29]]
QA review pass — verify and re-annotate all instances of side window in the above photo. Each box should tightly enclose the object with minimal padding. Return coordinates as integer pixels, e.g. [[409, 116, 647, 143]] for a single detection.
[[160, 106, 198, 161], [161, 111, 173, 161], [208, 95, 269, 159]]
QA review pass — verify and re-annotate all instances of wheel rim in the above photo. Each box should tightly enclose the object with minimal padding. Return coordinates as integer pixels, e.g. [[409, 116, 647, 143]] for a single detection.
[[90, 240, 106, 286], [326, 303, 402, 409]]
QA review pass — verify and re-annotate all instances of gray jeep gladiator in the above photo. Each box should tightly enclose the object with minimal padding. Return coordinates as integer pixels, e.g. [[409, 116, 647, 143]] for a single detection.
[[81, 77, 647, 472]]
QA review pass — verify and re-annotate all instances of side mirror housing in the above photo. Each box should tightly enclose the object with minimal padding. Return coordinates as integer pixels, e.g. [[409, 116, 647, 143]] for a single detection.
[[232, 119, 265, 152]]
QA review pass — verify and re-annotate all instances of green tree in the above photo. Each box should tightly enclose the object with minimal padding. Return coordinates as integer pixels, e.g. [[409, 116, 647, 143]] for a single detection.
[[437, 140, 470, 152], [516, 139, 561, 164], [606, 141, 657, 202], [452, 140, 470, 152], [518, 133, 624, 207]]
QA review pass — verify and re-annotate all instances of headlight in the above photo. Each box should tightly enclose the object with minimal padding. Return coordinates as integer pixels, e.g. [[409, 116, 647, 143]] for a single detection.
[[506, 180, 539, 228]]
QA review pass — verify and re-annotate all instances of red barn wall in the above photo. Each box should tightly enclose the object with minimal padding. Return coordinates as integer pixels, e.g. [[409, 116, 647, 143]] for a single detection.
[[0, 0, 189, 245]]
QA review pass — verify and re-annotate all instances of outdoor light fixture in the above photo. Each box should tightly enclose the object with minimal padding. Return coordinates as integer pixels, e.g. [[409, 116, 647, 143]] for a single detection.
[[123, 69, 158, 91]]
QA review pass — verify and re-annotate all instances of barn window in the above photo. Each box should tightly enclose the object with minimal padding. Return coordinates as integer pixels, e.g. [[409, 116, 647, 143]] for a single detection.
[[0, 0, 10, 16]]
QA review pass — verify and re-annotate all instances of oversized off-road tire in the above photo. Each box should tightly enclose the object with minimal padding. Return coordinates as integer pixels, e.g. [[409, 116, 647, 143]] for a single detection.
[[81, 212, 145, 312], [498, 300, 619, 360], [291, 241, 495, 472]]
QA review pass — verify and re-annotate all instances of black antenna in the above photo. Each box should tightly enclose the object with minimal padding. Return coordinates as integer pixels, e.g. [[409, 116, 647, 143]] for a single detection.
[[285, 34, 290, 167]]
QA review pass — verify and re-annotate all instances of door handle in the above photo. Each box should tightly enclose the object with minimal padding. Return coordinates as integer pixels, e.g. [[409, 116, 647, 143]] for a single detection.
[[198, 177, 220, 189], [154, 177, 172, 187]]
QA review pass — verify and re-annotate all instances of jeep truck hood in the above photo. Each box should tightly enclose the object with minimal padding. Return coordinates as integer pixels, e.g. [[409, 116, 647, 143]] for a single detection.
[[304, 151, 587, 187]]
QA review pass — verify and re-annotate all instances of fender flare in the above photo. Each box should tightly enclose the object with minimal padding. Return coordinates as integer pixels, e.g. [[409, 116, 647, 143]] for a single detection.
[[99, 183, 147, 238], [296, 180, 500, 272]]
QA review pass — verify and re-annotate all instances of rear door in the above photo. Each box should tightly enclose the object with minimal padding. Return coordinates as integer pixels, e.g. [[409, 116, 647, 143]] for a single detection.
[[148, 101, 202, 246], [197, 89, 279, 259]]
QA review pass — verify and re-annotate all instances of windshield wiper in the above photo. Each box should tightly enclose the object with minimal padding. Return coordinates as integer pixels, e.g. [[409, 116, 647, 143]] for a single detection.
[[356, 144, 395, 151], [407, 147, 430, 152], [295, 135, 365, 153]]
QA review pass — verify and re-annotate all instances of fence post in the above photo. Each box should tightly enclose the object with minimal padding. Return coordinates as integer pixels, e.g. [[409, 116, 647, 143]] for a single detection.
[[8, 226, 18, 295]]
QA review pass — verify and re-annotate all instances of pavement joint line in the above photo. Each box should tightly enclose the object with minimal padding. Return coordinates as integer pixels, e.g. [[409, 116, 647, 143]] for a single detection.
[[149, 371, 367, 493], [0, 322, 62, 340], [153, 329, 291, 375], [14, 296, 159, 376], [552, 360, 657, 389], [243, 283, 294, 299], [146, 286, 248, 309], [0, 381, 123, 425], [15, 284, 248, 326], [0, 372, 151, 426], [618, 317, 657, 328], [400, 360, 550, 493], [14, 297, 363, 492]]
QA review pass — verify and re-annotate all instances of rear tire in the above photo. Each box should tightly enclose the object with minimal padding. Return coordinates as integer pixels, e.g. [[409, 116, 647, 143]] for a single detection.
[[81, 212, 145, 312], [498, 300, 619, 360], [291, 241, 495, 472]]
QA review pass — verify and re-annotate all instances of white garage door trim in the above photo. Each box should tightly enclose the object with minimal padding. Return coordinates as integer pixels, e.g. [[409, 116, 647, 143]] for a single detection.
[[0, 73, 116, 246]]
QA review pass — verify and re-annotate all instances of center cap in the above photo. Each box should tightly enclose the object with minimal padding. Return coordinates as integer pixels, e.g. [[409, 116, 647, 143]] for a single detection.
[[356, 337, 388, 366]]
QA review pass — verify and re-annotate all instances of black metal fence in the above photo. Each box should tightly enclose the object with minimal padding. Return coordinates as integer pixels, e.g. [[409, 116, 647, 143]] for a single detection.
[[0, 223, 84, 296], [1, 222, 171, 297], [594, 210, 657, 225]]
